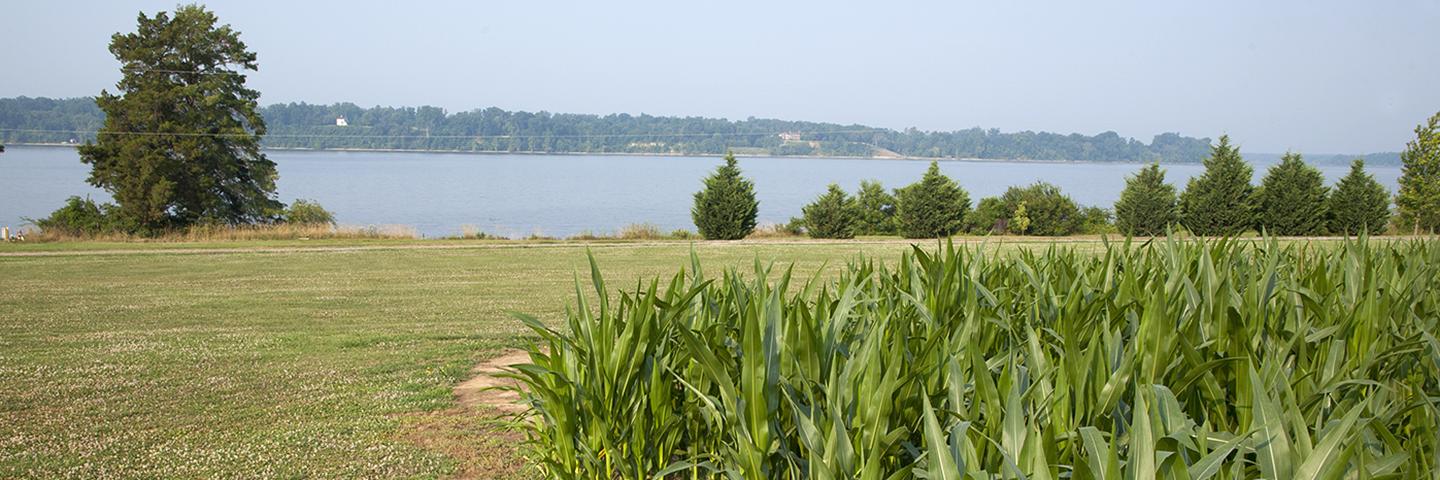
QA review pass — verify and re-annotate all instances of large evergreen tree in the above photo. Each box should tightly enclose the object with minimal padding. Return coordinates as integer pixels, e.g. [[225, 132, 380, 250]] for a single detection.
[[853, 180, 897, 235], [894, 161, 970, 238], [1255, 152, 1329, 236], [78, 6, 279, 233], [1113, 163, 1178, 236], [1327, 159, 1391, 235], [1179, 135, 1255, 236], [1396, 111, 1440, 233], [801, 184, 858, 239], [691, 151, 759, 240]]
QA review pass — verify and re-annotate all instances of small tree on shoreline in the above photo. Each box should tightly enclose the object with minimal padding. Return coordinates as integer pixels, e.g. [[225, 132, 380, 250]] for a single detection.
[[854, 180, 896, 235], [894, 161, 970, 238], [802, 184, 857, 239], [1180, 135, 1255, 236], [283, 199, 336, 226], [999, 182, 1081, 236], [1009, 201, 1031, 235], [1327, 159, 1391, 235], [691, 151, 759, 240], [1114, 163, 1178, 236], [1397, 111, 1440, 233], [967, 197, 1007, 234], [1255, 152, 1329, 236]]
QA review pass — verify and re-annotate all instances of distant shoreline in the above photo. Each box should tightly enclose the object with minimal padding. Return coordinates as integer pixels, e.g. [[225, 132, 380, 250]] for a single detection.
[[2, 142, 1190, 165], [6, 142, 1395, 166]]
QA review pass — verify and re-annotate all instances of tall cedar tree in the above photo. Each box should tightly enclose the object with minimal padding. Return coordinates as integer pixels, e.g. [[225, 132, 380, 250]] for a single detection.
[[854, 180, 897, 235], [1396, 112, 1440, 232], [999, 182, 1082, 236], [79, 6, 279, 233], [1179, 135, 1255, 236], [691, 151, 759, 240], [894, 161, 970, 238], [1255, 152, 1329, 236], [1327, 159, 1391, 235], [1113, 163, 1178, 236], [802, 184, 858, 239]]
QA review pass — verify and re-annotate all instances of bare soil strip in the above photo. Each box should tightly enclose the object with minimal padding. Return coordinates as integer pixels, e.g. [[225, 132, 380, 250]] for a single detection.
[[397, 349, 536, 479], [454, 349, 533, 414]]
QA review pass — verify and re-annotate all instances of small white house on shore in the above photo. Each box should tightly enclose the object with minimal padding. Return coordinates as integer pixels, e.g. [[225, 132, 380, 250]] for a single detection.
[[335, 116, 349, 127]]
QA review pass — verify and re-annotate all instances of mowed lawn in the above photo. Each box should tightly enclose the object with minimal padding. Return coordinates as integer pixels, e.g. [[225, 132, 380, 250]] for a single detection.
[[0, 240, 948, 478]]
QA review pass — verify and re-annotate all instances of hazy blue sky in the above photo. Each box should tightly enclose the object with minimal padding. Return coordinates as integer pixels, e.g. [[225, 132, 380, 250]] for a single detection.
[[3, 1, 1437, 153]]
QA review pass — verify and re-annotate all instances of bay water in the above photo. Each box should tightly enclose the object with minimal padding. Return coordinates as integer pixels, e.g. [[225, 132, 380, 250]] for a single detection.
[[0, 146, 1402, 238]]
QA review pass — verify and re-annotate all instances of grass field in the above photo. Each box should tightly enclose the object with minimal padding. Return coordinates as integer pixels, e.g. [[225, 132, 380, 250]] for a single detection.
[[0, 239, 936, 478]]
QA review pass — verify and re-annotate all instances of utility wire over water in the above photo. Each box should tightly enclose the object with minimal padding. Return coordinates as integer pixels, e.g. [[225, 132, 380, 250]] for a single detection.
[[0, 128, 889, 140]]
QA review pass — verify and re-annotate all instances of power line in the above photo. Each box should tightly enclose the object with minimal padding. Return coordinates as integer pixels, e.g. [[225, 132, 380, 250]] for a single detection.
[[0, 127, 885, 140], [119, 67, 248, 75]]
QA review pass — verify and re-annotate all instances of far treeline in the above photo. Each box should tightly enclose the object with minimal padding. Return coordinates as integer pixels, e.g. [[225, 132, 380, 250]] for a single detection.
[[4, 96, 1219, 162]]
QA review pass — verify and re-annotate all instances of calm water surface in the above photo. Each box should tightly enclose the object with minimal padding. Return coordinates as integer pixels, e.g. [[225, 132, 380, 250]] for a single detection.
[[0, 146, 1403, 238]]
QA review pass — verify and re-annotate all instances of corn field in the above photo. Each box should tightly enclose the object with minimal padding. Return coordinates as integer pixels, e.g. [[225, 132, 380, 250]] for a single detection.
[[508, 237, 1440, 479]]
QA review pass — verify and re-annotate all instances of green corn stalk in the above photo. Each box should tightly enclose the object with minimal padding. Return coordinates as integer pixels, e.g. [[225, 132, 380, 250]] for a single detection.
[[505, 238, 1440, 479]]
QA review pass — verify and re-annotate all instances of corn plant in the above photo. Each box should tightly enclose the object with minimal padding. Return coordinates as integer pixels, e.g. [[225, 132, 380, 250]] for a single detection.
[[506, 237, 1440, 479]]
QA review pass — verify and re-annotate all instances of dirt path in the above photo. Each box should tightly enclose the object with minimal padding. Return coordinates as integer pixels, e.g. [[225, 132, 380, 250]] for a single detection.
[[453, 349, 533, 414], [397, 349, 537, 479]]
